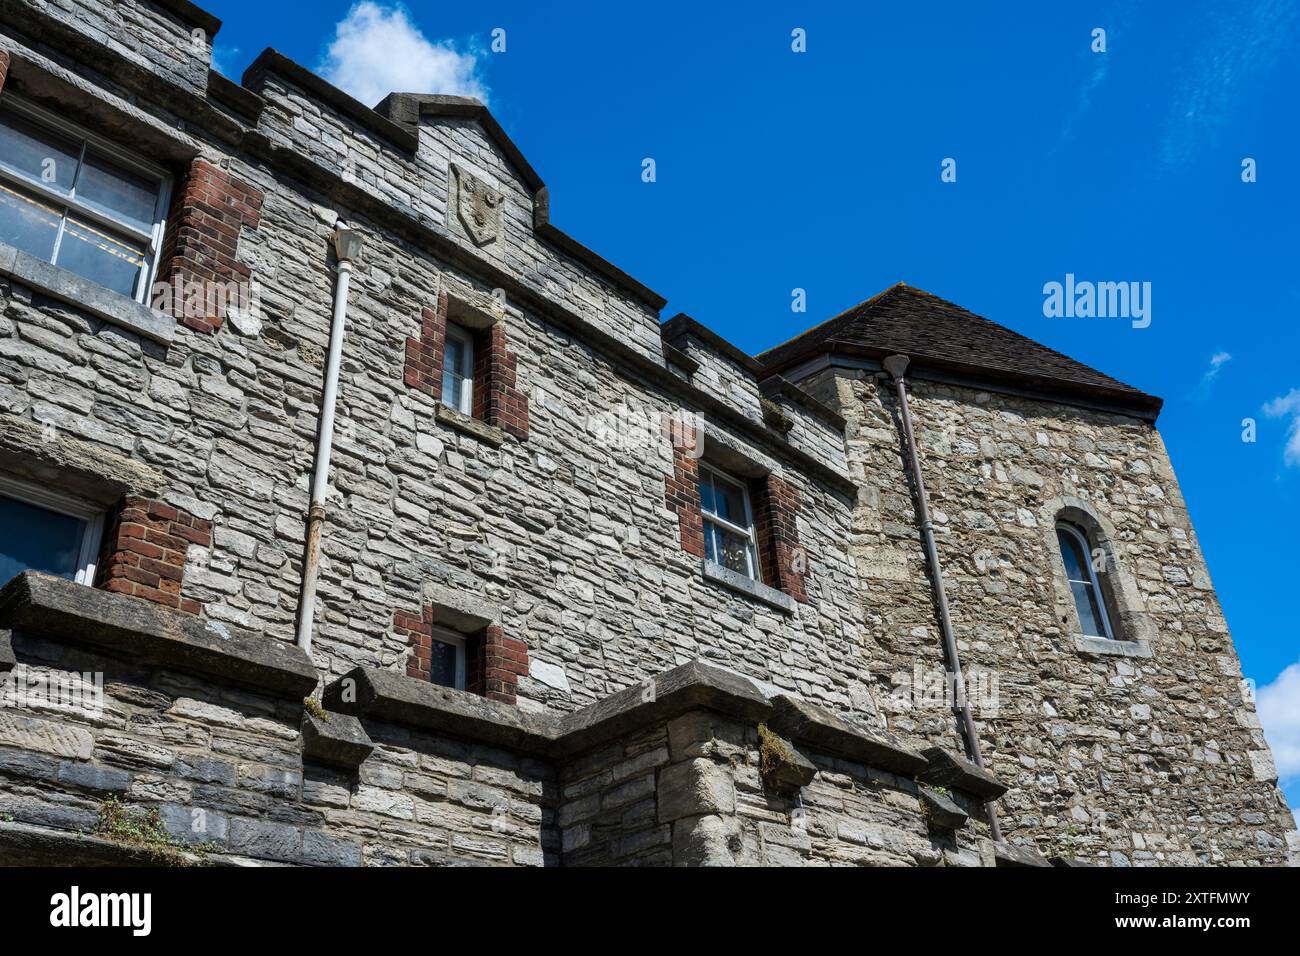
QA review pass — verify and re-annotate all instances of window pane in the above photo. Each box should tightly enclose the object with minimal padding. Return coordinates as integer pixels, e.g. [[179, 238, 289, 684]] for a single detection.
[[55, 214, 146, 296], [0, 494, 86, 585], [0, 180, 61, 260], [1070, 580, 1107, 638], [77, 148, 159, 232], [698, 472, 716, 516], [428, 638, 459, 689], [1056, 527, 1089, 582], [0, 106, 79, 191], [705, 519, 752, 577], [710, 473, 748, 525]]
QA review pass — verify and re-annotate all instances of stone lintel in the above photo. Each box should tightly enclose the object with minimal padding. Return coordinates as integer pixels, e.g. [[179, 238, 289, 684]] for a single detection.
[[767, 693, 927, 775], [0, 572, 317, 698], [917, 746, 1009, 800]]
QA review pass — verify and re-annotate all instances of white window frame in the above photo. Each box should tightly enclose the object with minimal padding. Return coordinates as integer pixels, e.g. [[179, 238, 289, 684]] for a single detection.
[[699, 463, 759, 581], [0, 474, 105, 586], [0, 93, 173, 304], [442, 322, 475, 415], [428, 625, 467, 690], [1056, 522, 1115, 640]]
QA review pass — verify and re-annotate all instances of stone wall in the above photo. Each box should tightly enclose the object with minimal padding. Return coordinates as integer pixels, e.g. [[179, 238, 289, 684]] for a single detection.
[[800, 366, 1296, 866]]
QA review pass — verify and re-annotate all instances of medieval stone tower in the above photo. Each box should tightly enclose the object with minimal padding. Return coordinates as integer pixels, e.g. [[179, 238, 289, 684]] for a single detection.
[[0, 0, 1292, 867]]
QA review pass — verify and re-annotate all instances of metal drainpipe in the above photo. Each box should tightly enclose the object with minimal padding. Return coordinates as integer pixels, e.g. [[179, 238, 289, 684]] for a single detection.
[[295, 221, 363, 657], [882, 354, 1003, 843]]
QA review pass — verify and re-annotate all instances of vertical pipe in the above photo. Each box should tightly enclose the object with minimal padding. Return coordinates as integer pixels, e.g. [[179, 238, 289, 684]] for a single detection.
[[295, 229, 356, 657], [882, 354, 1003, 843]]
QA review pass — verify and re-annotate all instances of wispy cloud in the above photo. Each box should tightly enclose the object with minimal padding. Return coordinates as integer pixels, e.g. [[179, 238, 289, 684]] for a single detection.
[[318, 2, 489, 109], [1159, 0, 1299, 166], [1262, 387, 1300, 467], [211, 44, 240, 78], [1190, 350, 1232, 399], [1058, 1, 1136, 144], [1258, 661, 1300, 790]]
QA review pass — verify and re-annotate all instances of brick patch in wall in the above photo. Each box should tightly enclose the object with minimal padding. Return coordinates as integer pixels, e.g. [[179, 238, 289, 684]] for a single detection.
[[96, 497, 211, 615], [472, 323, 529, 440], [753, 474, 807, 601], [666, 446, 705, 558], [396, 606, 528, 705], [156, 158, 264, 335], [403, 291, 447, 400]]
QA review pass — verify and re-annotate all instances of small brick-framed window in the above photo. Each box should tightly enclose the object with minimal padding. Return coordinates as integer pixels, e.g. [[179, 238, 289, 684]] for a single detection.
[[425, 624, 467, 690], [699, 463, 759, 580], [0, 94, 172, 303], [0, 474, 104, 586], [404, 292, 529, 440]]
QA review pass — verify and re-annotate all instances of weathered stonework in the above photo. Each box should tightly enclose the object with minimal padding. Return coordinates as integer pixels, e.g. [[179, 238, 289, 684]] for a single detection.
[[0, 0, 1291, 867]]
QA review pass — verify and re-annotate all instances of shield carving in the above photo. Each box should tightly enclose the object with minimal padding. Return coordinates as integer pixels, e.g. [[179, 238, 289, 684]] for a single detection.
[[451, 164, 503, 246]]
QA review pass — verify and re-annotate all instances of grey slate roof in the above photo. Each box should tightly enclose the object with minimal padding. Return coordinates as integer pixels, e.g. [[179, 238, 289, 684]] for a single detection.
[[756, 284, 1162, 418]]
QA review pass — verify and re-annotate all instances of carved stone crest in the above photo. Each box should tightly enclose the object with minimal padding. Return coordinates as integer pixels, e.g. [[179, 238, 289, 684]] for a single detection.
[[451, 164, 503, 246]]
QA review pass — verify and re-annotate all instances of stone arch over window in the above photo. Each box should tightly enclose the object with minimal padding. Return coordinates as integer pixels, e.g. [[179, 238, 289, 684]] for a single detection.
[[1040, 496, 1154, 658]]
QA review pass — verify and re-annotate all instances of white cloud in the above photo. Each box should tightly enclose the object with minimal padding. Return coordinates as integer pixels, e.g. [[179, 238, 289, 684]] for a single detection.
[[1192, 351, 1232, 399], [1262, 387, 1300, 467], [318, 2, 488, 109], [1159, 0, 1299, 165], [1257, 660, 1300, 784]]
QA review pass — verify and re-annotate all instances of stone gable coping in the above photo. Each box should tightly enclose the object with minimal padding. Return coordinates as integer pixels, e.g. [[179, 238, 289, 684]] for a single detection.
[[150, 0, 223, 38], [241, 49, 419, 154], [0, 572, 317, 698]]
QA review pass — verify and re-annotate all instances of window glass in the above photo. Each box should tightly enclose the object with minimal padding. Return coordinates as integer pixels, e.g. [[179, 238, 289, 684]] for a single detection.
[[56, 215, 146, 296], [699, 467, 757, 579], [0, 180, 61, 260], [709, 472, 747, 525], [1057, 526, 1109, 639], [77, 149, 159, 232], [0, 106, 79, 191], [0, 98, 165, 302], [428, 637, 460, 689], [442, 327, 474, 414], [0, 494, 86, 585]]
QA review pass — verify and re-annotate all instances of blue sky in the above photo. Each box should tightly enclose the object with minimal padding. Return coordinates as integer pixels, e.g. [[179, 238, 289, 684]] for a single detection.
[[204, 0, 1300, 815]]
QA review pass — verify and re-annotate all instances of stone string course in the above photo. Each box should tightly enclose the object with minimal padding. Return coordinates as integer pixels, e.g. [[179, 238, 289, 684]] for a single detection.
[[0, 0, 1292, 866]]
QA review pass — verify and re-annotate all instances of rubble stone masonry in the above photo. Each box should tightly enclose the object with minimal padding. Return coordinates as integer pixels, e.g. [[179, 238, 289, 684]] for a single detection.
[[0, 0, 1292, 866]]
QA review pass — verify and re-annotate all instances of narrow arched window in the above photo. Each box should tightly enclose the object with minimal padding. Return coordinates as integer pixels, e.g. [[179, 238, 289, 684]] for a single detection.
[[1055, 522, 1115, 639]]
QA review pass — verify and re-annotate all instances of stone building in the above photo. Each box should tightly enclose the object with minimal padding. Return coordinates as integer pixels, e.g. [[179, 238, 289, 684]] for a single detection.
[[0, 0, 1292, 867]]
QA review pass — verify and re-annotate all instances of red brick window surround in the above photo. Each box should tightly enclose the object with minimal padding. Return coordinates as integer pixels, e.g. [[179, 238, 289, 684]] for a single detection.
[[156, 158, 264, 335], [403, 293, 529, 440], [95, 496, 211, 615], [752, 474, 807, 602], [667, 452, 807, 602], [395, 604, 529, 705]]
